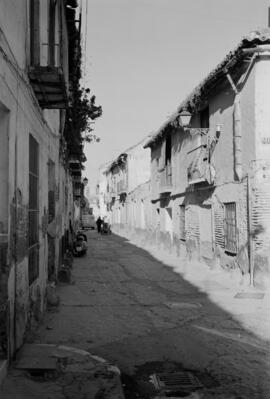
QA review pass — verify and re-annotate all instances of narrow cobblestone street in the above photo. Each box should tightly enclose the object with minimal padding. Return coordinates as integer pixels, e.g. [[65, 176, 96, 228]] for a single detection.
[[28, 231, 270, 398]]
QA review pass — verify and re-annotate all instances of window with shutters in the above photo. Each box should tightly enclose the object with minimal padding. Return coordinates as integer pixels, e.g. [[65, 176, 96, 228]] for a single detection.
[[160, 135, 172, 191], [187, 133, 209, 185], [29, 134, 39, 284], [224, 202, 237, 254], [186, 106, 215, 185], [30, 0, 40, 66], [179, 205, 186, 240]]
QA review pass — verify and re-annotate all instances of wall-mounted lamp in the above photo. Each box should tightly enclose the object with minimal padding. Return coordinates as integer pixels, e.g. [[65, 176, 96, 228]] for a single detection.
[[178, 109, 222, 137], [178, 109, 192, 128]]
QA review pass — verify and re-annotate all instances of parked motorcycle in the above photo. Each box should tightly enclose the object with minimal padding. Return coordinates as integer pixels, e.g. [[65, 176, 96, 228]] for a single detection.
[[72, 232, 87, 257], [101, 222, 111, 235]]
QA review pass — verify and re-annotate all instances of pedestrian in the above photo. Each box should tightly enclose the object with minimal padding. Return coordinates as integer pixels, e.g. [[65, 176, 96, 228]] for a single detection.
[[96, 216, 103, 233]]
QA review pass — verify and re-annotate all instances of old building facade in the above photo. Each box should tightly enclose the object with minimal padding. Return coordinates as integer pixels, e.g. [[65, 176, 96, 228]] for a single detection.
[[102, 139, 151, 240], [144, 29, 270, 289], [0, 0, 81, 368]]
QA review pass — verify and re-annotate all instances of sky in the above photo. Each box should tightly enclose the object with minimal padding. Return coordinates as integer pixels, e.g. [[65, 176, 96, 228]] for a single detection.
[[82, 0, 270, 193]]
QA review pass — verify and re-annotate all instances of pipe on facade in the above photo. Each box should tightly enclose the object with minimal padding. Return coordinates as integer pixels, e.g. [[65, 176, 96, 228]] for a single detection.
[[233, 94, 242, 181], [247, 174, 254, 286], [224, 71, 242, 180]]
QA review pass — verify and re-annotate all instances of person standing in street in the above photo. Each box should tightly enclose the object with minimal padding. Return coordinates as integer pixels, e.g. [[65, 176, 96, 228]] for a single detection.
[[96, 216, 103, 233]]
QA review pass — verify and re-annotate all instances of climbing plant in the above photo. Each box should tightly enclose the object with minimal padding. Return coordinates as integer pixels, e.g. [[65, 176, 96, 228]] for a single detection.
[[64, 6, 102, 164]]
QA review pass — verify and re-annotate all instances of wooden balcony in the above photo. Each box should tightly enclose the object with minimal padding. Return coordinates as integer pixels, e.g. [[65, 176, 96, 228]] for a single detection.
[[187, 144, 214, 185], [69, 157, 81, 171], [28, 66, 68, 109]]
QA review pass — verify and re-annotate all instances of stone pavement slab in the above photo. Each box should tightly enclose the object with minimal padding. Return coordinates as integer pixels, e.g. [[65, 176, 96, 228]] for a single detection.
[[0, 344, 124, 399]]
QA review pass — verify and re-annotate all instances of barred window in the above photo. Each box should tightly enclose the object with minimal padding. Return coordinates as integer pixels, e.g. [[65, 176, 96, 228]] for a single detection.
[[224, 202, 237, 254], [29, 134, 39, 284]]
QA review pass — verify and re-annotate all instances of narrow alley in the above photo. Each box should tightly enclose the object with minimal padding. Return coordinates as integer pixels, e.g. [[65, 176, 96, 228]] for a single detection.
[[20, 231, 270, 398]]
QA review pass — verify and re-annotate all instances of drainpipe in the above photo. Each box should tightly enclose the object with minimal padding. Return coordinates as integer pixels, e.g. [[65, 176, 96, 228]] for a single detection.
[[224, 70, 242, 180], [233, 94, 242, 181], [247, 174, 254, 286]]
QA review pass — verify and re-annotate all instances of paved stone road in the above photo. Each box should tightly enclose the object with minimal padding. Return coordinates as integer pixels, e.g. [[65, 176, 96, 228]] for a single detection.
[[3, 231, 269, 398], [33, 231, 270, 398]]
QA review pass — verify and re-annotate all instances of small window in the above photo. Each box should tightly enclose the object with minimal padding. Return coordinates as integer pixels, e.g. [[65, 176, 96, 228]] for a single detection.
[[165, 134, 171, 165], [224, 202, 237, 254], [179, 205, 186, 240], [30, 0, 40, 66]]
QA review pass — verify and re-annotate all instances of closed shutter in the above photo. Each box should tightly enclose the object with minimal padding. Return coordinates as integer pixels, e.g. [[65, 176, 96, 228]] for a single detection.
[[179, 205, 186, 240], [158, 141, 166, 172], [224, 202, 237, 253]]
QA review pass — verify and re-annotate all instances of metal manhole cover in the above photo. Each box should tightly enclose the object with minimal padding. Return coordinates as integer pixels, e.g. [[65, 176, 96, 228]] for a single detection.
[[151, 372, 203, 391], [234, 292, 265, 299]]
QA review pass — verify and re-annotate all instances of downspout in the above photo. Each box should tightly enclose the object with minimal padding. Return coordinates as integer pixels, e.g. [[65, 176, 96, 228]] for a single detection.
[[233, 94, 242, 181], [247, 174, 254, 286], [226, 64, 257, 285], [224, 69, 242, 180]]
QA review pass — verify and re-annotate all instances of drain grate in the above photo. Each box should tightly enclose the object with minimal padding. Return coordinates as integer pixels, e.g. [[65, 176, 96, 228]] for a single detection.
[[151, 371, 203, 392], [234, 292, 264, 299]]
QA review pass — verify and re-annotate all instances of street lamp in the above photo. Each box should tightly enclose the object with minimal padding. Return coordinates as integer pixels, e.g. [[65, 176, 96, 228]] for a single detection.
[[178, 108, 222, 137]]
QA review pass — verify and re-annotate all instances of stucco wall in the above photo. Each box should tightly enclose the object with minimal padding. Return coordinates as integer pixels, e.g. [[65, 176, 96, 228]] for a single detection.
[[0, 15, 73, 357], [128, 145, 151, 193], [0, 0, 28, 69], [250, 56, 270, 288]]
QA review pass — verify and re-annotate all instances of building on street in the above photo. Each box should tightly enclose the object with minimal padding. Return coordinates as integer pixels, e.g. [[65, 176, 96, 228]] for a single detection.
[[0, 0, 84, 367], [102, 138, 151, 238], [143, 29, 270, 289]]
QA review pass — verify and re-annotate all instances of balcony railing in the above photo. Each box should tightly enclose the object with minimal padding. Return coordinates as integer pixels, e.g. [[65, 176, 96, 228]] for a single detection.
[[69, 157, 81, 170], [160, 164, 172, 194], [29, 66, 68, 109]]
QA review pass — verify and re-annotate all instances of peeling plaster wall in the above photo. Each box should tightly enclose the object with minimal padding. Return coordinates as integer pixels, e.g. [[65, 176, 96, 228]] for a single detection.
[[252, 56, 270, 288], [127, 145, 151, 193], [0, 6, 73, 357]]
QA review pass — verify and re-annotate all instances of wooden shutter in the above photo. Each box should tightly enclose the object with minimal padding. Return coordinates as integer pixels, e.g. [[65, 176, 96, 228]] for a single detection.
[[224, 202, 237, 253]]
